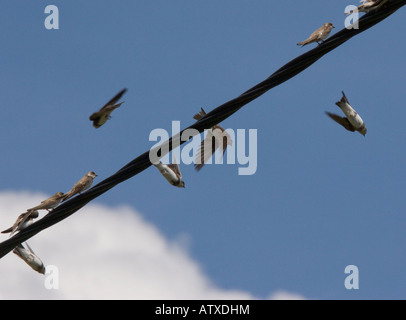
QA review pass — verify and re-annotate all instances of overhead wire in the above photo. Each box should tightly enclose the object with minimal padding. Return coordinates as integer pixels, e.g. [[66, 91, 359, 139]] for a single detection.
[[0, 0, 404, 259]]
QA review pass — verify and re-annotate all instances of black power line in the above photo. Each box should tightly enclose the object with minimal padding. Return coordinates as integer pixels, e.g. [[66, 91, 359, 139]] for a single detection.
[[0, 0, 405, 259]]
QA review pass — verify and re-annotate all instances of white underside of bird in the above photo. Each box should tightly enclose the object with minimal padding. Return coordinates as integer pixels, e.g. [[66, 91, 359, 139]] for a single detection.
[[13, 243, 46, 274], [155, 162, 177, 182], [154, 161, 184, 187], [336, 99, 364, 129]]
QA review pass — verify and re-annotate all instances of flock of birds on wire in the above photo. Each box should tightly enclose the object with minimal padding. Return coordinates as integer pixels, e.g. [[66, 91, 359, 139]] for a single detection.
[[2, 0, 384, 274]]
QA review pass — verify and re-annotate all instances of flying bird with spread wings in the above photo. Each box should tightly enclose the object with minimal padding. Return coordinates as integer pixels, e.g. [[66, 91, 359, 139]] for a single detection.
[[193, 108, 232, 171], [326, 91, 367, 136], [89, 88, 127, 128]]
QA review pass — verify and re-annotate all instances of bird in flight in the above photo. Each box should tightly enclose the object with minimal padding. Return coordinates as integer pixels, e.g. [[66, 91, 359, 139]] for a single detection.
[[89, 88, 127, 128], [326, 91, 367, 136], [193, 108, 232, 171]]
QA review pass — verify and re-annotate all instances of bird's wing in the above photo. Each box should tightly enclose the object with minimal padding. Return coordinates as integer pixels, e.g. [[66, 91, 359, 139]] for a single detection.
[[193, 108, 207, 121], [195, 130, 218, 171], [12, 244, 26, 259], [24, 242, 37, 256], [2, 212, 30, 235], [90, 90, 126, 127], [99, 88, 127, 111], [213, 125, 232, 155], [61, 179, 85, 201], [61, 190, 74, 202], [167, 164, 182, 178], [194, 125, 232, 171], [339, 91, 350, 105], [1, 226, 13, 234], [325, 112, 356, 132]]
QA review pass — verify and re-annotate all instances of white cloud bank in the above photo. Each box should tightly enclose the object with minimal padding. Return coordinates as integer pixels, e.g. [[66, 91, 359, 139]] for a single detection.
[[0, 191, 305, 300]]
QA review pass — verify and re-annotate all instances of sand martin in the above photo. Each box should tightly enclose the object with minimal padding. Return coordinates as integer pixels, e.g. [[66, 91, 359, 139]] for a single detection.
[[346, 0, 388, 15], [154, 157, 185, 188], [326, 91, 367, 136], [297, 23, 335, 47], [89, 88, 127, 128], [193, 108, 232, 171], [13, 243, 46, 275], [27, 192, 65, 212], [62, 171, 98, 202], [1, 211, 40, 236]]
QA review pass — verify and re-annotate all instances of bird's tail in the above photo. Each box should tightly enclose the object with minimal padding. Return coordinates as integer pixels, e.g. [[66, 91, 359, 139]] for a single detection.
[[193, 108, 207, 121], [297, 40, 310, 46], [1, 227, 12, 234], [336, 91, 350, 107], [113, 102, 125, 109], [61, 191, 74, 202], [27, 206, 38, 212]]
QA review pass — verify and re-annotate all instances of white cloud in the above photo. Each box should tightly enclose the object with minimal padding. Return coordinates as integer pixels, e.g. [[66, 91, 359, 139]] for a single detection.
[[267, 291, 306, 300], [0, 191, 305, 300]]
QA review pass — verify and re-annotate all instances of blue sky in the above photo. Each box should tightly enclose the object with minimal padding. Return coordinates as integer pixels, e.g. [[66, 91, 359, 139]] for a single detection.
[[0, 1, 405, 299]]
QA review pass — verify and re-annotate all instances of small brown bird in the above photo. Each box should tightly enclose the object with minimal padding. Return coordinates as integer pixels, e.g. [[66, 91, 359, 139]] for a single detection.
[[27, 192, 65, 212], [62, 171, 98, 202], [1, 211, 40, 236], [193, 108, 232, 171], [89, 88, 127, 128], [326, 91, 367, 136], [297, 23, 335, 47]]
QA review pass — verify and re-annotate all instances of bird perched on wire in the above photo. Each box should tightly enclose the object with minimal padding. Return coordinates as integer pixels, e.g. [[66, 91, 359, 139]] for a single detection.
[[61, 171, 98, 202], [346, 0, 389, 15], [326, 91, 367, 136], [1, 211, 40, 236], [297, 23, 335, 47], [27, 192, 65, 212], [154, 156, 185, 188], [193, 108, 232, 171], [89, 88, 127, 128], [13, 243, 46, 275]]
